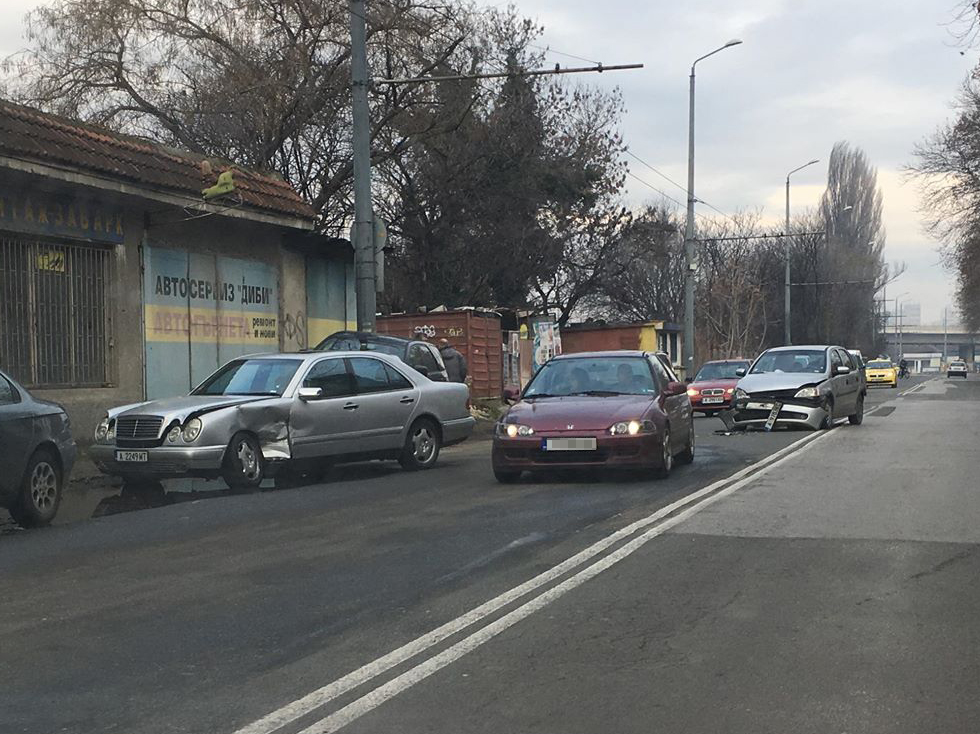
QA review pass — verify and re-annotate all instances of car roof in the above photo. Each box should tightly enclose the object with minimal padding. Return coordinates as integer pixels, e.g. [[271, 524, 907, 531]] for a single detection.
[[232, 351, 399, 362], [701, 358, 750, 364], [553, 350, 649, 360], [763, 344, 835, 352], [321, 330, 417, 345]]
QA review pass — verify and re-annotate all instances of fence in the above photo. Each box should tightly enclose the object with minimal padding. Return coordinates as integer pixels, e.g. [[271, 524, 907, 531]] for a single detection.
[[0, 236, 113, 388]]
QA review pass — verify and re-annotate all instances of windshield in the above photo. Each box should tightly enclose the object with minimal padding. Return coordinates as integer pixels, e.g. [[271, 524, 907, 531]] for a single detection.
[[192, 358, 302, 397], [750, 349, 827, 375], [316, 334, 403, 358], [867, 361, 892, 369], [524, 356, 657, 397], [695, 361, 750, 381]]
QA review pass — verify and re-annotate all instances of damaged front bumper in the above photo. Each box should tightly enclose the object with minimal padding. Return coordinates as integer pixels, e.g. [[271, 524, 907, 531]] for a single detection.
[[89, 444, 229, 478], [731, 398, 828, 430]]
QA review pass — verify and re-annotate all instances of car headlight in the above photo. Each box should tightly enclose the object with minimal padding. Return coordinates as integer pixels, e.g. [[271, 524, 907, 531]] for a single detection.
[[734, 388, 749, 401], [610, 420, 652, 436], [687, 388, 699, 397], [167, 425, 181, 443], [95, 417, 110, 442], [794, 386, 820, 399], [726, 387, 735, 395], [182, 417, 203, 442], [498, 423, 534, 438]]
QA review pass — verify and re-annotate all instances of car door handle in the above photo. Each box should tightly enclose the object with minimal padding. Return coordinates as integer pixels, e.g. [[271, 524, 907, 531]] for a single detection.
[[343, 402, 359, 411], [400, 396, 415, 404]]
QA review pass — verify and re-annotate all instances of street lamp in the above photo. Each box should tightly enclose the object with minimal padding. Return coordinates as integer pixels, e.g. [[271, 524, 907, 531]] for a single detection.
[[784, 158, 820, 345], [682, 38, 742, 377]]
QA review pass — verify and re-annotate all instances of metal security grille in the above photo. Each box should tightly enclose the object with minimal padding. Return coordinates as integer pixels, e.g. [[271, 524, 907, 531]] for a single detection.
[[0, 236, 113, 388]]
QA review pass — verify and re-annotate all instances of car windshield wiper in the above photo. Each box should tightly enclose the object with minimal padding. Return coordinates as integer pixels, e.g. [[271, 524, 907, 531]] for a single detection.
[[524, 393, 559, 399], [571, 390, 628, 396], [225, 391, 281, 396]]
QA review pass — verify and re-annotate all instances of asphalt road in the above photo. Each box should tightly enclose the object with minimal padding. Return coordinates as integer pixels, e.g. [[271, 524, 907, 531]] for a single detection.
[[5, 376, 969, 734]]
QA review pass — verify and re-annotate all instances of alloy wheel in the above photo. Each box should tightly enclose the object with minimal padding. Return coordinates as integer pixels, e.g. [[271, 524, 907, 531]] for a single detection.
[[30, 461, 58, 512], [413, 426, 436, 464], [237, 441, 260, 480]]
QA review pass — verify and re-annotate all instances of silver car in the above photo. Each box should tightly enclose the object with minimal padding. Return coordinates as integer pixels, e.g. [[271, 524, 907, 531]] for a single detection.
[[89, 352, 475, 487], [731, 345, 867, 430]]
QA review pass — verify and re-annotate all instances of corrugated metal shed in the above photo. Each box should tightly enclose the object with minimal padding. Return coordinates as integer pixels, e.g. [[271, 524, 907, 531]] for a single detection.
[[377, 310, 503, 398]]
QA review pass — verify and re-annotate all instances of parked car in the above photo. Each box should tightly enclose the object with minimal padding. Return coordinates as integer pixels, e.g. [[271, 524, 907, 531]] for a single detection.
[[865, 359, 898, 388], [314, 331, 449, 382], [491, 351, 694, 482], [0, 369, 76, 526], [89, 352, 474, 487], [947, 360, 968, 379], [847, 349, 865, 369], [686, 359, 752, 414], [731, 345, 867, 431]]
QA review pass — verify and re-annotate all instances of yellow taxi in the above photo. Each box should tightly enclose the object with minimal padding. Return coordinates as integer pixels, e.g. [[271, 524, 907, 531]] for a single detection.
[[865, 358, 898, 388]]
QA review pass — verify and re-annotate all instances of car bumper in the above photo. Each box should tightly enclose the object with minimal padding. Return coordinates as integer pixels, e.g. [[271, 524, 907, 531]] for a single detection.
[[492, 432, 664, 471], [442, 416, 476, 446], [89, 444, 227, 478], [732, 402, 828, 430], [690, 396, 733, 411]]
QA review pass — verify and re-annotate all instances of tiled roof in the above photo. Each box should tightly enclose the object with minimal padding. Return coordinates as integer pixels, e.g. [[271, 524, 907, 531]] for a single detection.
[[0, 99, 314, 222]]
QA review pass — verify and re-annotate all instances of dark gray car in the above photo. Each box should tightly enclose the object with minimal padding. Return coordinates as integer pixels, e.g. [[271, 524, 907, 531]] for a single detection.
[[314, 331, 450, 382], [0, 369, 77, 526], [731, 345, 867, 430]]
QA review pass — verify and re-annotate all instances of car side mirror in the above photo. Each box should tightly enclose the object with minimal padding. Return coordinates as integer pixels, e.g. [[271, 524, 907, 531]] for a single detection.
[[297, 386, 323, 400], [415, 365, 430, 376], [503, 387, 519, 405], [666, 380, 688, 396], [735, 367, 747, 377], [835, 365, 851, 376]]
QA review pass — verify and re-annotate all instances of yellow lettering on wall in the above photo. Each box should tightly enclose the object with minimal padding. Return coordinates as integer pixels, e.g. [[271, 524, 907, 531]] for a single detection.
[[67, 206, 77, 228], [94, 212, 103, 232], [115, 216, 124, 236], [79, 208, 88, 229], [24, 200, 34, 222], [53, 204, 63, 226], [38, 207, 48, 224]]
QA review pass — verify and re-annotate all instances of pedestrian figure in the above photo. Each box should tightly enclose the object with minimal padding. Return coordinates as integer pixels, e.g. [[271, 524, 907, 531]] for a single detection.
[[438, 339, 468, 383]]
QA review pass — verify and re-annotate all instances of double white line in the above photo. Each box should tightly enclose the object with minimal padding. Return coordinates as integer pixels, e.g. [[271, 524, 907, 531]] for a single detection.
[[235, 426, 842, 734]]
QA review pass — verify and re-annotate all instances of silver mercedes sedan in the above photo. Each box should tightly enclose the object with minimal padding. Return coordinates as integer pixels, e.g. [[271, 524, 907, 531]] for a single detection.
[[89, 352, 475, 487]]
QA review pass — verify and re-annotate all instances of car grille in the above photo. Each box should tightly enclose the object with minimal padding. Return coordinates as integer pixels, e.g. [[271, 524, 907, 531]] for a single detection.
[[701, 388, 725, 397], [746, 388, 804, 401], [115, 415, 164, 447]]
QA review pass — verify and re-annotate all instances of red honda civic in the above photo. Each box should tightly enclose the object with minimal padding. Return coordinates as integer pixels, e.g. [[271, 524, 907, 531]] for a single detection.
[[491, 351, 695, 483], [686, 358, 751, 415]]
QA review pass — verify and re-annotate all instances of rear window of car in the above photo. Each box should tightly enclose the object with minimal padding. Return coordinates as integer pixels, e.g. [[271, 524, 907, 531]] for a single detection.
[[317, 334, 404, 358], [867, 361, 892, 369]]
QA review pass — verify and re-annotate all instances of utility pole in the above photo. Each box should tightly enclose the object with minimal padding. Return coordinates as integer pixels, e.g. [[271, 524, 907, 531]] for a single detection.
[[350, 0, 376, 332], [683, 39, 742, 379], [784, 159, 820, 346], [943, 307, 948, 365]]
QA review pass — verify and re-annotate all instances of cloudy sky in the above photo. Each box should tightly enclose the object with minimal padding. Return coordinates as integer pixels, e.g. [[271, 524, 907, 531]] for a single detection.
[[2, 0, 974, 324]]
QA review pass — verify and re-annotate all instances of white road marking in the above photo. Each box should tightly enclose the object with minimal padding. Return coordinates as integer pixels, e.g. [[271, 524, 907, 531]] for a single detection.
[[900, 381, 929, 397], [296, 425, 840, 734], [235, 426, 842, 734]]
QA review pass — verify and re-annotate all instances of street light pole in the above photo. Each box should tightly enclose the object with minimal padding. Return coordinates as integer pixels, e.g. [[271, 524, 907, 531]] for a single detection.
[[784, 159, 820, 346], [350, 0, 376, 332], [682, 39, 742, 377]]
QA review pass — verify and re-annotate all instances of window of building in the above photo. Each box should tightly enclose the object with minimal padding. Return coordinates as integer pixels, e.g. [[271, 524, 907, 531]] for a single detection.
[[0, 237, 113, 388]]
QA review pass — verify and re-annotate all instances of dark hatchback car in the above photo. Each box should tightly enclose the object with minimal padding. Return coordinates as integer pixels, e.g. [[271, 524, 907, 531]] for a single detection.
[[492, 351, 694, 482], [0, 369, 77, 526], [314, 331, 449, 382]]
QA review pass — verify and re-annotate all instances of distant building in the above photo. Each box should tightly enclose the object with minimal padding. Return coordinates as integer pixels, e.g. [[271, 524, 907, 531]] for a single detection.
[[901, 302, 922, 327]]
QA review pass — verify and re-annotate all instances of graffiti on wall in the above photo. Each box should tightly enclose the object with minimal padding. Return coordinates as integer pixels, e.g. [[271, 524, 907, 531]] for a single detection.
[[282, 310, 308, 351]]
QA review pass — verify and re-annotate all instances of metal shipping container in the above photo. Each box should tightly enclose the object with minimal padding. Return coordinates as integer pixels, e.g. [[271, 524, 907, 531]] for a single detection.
[[377, 310, 503, 398]]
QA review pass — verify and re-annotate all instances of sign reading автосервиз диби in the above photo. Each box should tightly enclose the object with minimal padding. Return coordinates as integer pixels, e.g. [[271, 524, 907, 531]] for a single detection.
[[0, 189, 125, 244]]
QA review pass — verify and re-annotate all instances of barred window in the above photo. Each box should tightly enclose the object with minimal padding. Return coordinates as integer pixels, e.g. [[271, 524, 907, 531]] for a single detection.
[[0, 237, 113, 388]]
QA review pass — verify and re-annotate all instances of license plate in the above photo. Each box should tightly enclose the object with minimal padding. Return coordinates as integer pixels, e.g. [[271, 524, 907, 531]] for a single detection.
[[702, 397, 724, 404], [115, 450, 148, 463], [764, 403, 782, 431], [746, 401, 774, 411], [543, 438, 597, 451]]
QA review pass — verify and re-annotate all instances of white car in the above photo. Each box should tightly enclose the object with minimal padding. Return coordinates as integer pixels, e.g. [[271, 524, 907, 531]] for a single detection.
[[947, 361, 968, 379]]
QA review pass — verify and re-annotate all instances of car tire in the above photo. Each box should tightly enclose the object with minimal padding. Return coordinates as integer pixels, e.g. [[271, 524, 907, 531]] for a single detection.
[[676, 420, 695, 465], [399, 418, 441, 471], [653, 428, 673, 479], [848, 394, 865, 425], [819, 400, 834, 430], [10, 448, 62, 528], [493, 467, 521, 484], [221, 432, 265, 489]]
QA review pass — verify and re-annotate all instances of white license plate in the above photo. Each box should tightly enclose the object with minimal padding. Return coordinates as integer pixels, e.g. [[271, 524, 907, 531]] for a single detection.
[[543, 438, 597, 451], [115, 450, 148, 463], [764, 403, 782, 431], [702, 397, 724, 404], [746, 402, 774, 411]]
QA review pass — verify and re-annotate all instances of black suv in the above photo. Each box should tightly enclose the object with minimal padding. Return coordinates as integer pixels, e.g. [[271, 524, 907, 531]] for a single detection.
[[313, 331, 450, 381]]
